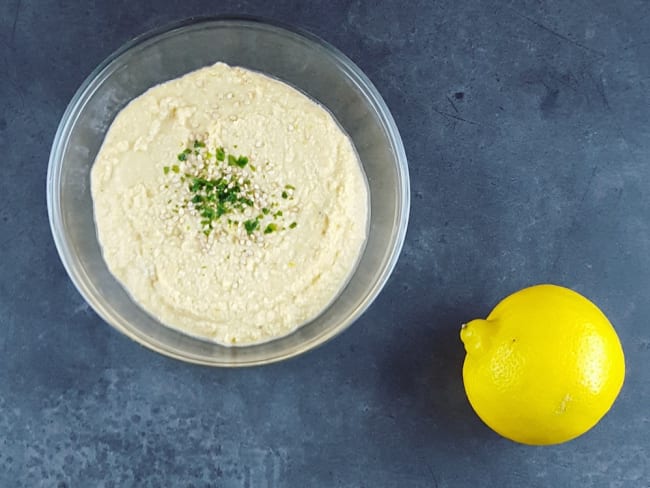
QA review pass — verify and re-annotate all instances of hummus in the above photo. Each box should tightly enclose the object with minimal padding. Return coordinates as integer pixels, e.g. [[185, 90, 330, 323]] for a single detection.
[[91, 62, 368, 345]]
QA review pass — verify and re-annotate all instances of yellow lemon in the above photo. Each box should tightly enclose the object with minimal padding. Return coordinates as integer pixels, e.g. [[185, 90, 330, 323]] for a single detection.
[[460, 284, 625, 445]]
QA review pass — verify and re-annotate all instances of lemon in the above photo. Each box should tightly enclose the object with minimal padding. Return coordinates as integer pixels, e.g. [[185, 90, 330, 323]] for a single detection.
[[460, 284, 625, 445]]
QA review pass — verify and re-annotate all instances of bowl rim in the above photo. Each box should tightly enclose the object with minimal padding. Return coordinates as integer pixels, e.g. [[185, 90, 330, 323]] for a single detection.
[[47, 15, 410, 367]]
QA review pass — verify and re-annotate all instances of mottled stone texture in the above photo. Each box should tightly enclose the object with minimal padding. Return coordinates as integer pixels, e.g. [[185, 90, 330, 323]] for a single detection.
[[1, 0, 649, 486]]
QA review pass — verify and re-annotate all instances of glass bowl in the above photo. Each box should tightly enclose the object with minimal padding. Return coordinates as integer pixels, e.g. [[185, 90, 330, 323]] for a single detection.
[[47, 17, 410, 366]]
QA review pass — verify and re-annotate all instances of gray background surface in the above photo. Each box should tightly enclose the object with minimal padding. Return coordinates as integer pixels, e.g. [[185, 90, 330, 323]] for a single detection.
[[1, 0, 649, 486]]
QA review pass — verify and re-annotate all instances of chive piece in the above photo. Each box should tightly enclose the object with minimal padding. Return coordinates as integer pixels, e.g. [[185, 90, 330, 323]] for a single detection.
[[250, 164, 256, 171], [244, 219, 259, 235], [262, 207, 270, 215], [228, 154, 237, 166], [217, 202, 227, 217], [171, 165, 180, 173], [289, 222, 297, 229], [274, 210, 283, 218], [281, 191, 288, 199], [236, 156, 248, 168], [285, 184, 295, 190], [264, 223, 278, 234], [177, 152, 187, 161], [216, 147, 225, 161], [194, 140, 205, 148], [163, 166, 170, 174]]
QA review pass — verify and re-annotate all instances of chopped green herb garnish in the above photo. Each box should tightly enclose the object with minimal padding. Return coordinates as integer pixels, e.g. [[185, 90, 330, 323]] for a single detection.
[[166, 138, 298, 239], [264, 223, 278, 234], [244, 219, 259, 235], [289, 222, 297, 229], [201, 207, 217, 220]]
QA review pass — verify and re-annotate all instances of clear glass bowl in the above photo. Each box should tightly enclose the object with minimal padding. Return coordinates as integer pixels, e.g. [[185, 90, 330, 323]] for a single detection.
[[47, 17, 410, 366]]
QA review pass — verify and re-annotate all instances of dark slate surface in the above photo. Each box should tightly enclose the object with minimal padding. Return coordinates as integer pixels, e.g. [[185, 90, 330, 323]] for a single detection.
[[1, 0, 649, 486]]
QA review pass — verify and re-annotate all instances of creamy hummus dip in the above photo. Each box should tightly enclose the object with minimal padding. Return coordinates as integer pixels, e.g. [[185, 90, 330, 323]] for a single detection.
[[91, 62, 368, 345]]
